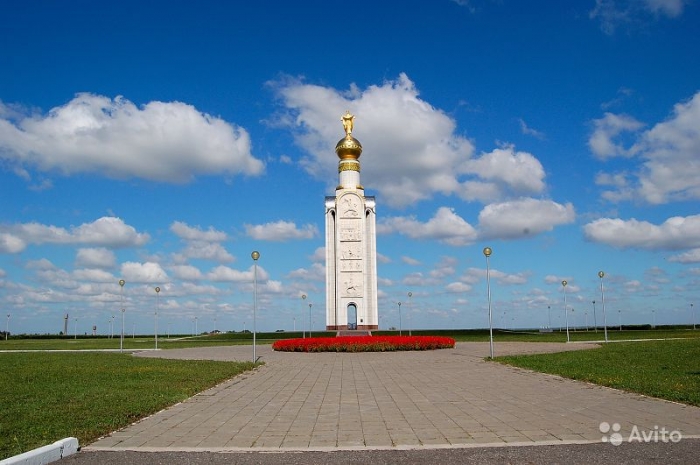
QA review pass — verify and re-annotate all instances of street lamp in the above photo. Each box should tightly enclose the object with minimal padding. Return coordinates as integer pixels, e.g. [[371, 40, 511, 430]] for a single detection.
[[692, 303, 695, 330], [408, 292, 412, 336], [301, 294, 307, 338], [483, 246, 494, 359], [154, 286, 160, 350], [74, 317, 78, 339], [547, 305, 551, 330], [592, 300, 598, 333], [5, 314, 9, 341], [562, 280, 570, 343], [119, 279, 125, 352], [598, 271, 609, 343], [251, 250, 260, 363], [397, 301, 402, 336], [308, 303, 313, 338]]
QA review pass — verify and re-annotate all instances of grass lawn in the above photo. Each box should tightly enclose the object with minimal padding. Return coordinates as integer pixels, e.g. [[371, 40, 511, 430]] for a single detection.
[[0, 352, 255, 460], [497, 338, 700, 407]]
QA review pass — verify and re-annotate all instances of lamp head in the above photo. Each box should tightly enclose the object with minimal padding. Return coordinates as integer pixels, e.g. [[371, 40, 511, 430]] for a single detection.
[[251, 251, 260, 261]]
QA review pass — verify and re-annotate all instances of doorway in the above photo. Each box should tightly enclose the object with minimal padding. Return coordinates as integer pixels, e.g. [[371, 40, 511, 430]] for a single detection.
[[347, 303, 357, 330]]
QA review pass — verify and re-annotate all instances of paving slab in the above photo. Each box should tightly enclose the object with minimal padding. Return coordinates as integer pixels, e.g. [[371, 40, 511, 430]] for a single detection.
[[85, 342, 700, 452]]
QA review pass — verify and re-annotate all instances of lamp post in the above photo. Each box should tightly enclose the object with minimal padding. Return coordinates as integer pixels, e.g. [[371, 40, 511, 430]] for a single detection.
[[194, 316, 198, 336], [692, 303, 695, 330], [397, 301, 402, 336], [251, 250, 260, 363], [301, 294, 307, 338], [119, 279, 125, 352], [652, 309, 656, 328], [562, 280, 570, 343], [547, 305, 551, 330], [308, 303, 313, 338], [154, 286, 160, 350], [483, 247, 494, 359], [6, 314, 9, 341], [408, 292, 412, 336], [599, 271, 609, 343], [592, 300, 598, 333], [74, 317, 77, 339]]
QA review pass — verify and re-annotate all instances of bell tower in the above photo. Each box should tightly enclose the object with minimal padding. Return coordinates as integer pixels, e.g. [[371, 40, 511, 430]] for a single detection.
[[325, 112, 378, 331]]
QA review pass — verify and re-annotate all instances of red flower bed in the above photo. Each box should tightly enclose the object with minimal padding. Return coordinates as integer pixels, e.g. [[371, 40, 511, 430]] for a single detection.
[[272, 335, 455, 352]]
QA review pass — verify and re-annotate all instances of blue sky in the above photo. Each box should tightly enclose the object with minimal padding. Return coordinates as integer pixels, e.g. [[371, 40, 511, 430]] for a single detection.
[[1, 0, 699, 336]]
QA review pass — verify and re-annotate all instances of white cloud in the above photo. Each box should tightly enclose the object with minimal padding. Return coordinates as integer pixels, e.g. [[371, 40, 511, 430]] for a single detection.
[[590, 0, 689, 34], [245, 220, 318, 241], [518, 118, 546, 140], [459, 145, 546, 202], [378, 207, 478, 246], [0, 94, 264, 183], [121, 261, 168, 283], [593, 92, 700, 204], [478, 198, 575, 239], [75, 248, 116, 269], [588, 112, 644, 159], [72, 268, 115, 283], [170, 221, 233, 263], [170, 264, 204, 281], [170, 222, 228, 242], [584, 215, 700, 250], [401, 256, 421, 266], [668, 248, 700, 263], [271, 74, 475, 208], [0, 217, 149, 253], [207, 265, 269, 283]]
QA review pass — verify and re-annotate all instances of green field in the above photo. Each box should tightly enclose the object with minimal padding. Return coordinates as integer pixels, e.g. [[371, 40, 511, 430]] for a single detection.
[[497, 338, 700, 407], [0, 352, 254, 460]]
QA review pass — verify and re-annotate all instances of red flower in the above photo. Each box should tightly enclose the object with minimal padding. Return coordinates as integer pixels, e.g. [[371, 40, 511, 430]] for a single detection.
[[272, 335, 455, 352]]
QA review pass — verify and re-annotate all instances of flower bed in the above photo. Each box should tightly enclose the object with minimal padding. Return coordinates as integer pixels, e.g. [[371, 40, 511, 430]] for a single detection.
[[272, 335, 455, 352]]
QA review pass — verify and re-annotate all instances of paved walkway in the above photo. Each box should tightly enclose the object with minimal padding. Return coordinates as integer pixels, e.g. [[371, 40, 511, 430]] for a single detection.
[[86, 342, 700, 451]]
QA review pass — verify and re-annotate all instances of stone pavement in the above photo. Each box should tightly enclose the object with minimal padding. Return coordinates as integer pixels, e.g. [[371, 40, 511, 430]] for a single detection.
[[85, 342, 700, 452]]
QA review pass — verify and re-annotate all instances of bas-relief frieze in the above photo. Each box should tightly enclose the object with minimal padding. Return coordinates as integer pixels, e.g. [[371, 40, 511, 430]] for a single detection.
[[340, 243, 361, 259], [339, 194, 361, 218], [342, 273, 363, 297], [340, 260, 362, 272]]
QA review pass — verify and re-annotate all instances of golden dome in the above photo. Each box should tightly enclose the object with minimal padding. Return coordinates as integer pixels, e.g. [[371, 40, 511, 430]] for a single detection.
[[335, 135, 362, 160]]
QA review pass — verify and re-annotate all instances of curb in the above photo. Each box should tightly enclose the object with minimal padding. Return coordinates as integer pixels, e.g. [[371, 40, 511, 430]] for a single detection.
[[0, 438, 79, 465]]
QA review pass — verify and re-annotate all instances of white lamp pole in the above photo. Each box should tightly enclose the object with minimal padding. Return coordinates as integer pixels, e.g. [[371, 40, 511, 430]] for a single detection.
[[562, 280, 570, 343], [599, 271, 609, 343], [397, 301, 402, 336], [692, 303, 695, 330], [308, 303, 313, 338], [408, 292, 413, 336], [119, 279, 125, 352], [483, 247, 494, 359], [154, 286, 160, 350], [5, 314, 9, 341], [301, 294, 307, 338], [251, 251, 260, 363]]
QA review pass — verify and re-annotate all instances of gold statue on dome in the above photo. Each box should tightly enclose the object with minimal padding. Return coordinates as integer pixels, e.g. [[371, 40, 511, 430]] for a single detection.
[[341, 111, 355, 136]]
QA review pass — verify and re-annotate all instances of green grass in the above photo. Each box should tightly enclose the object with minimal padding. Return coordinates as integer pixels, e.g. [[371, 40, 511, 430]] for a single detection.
[[497, 338, 700, 407], [0, 352, 255, 460], [2, 327, 699, 350]]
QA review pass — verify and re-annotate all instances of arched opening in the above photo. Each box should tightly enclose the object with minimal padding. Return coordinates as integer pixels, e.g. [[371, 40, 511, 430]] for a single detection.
[[347, 303, 357, 330]]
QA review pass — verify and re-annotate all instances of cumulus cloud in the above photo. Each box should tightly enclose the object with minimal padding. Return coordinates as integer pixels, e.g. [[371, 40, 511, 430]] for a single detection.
[[170, 221, 233, 263], [75, 247, 116, 269], [668, 249, 700, 263], [592, 92, 700, 204], [271, 74, 478, 208], [378, 207, 478, 246], [120, 261, 168, 283], [460, 145, 546, 202], [584, 215, 700, 250], [478, 198, 576, 239], [170, 264, 204, 281], [207, 265, 269, 282], [245, 220, 318, 241], [0, 93, 264, 183], [588, 112, 644, 159], [0, 217, 149, 253]]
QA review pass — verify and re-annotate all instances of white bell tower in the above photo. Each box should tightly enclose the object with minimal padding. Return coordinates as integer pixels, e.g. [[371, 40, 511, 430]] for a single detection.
[[325, 112, 378, 331]]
